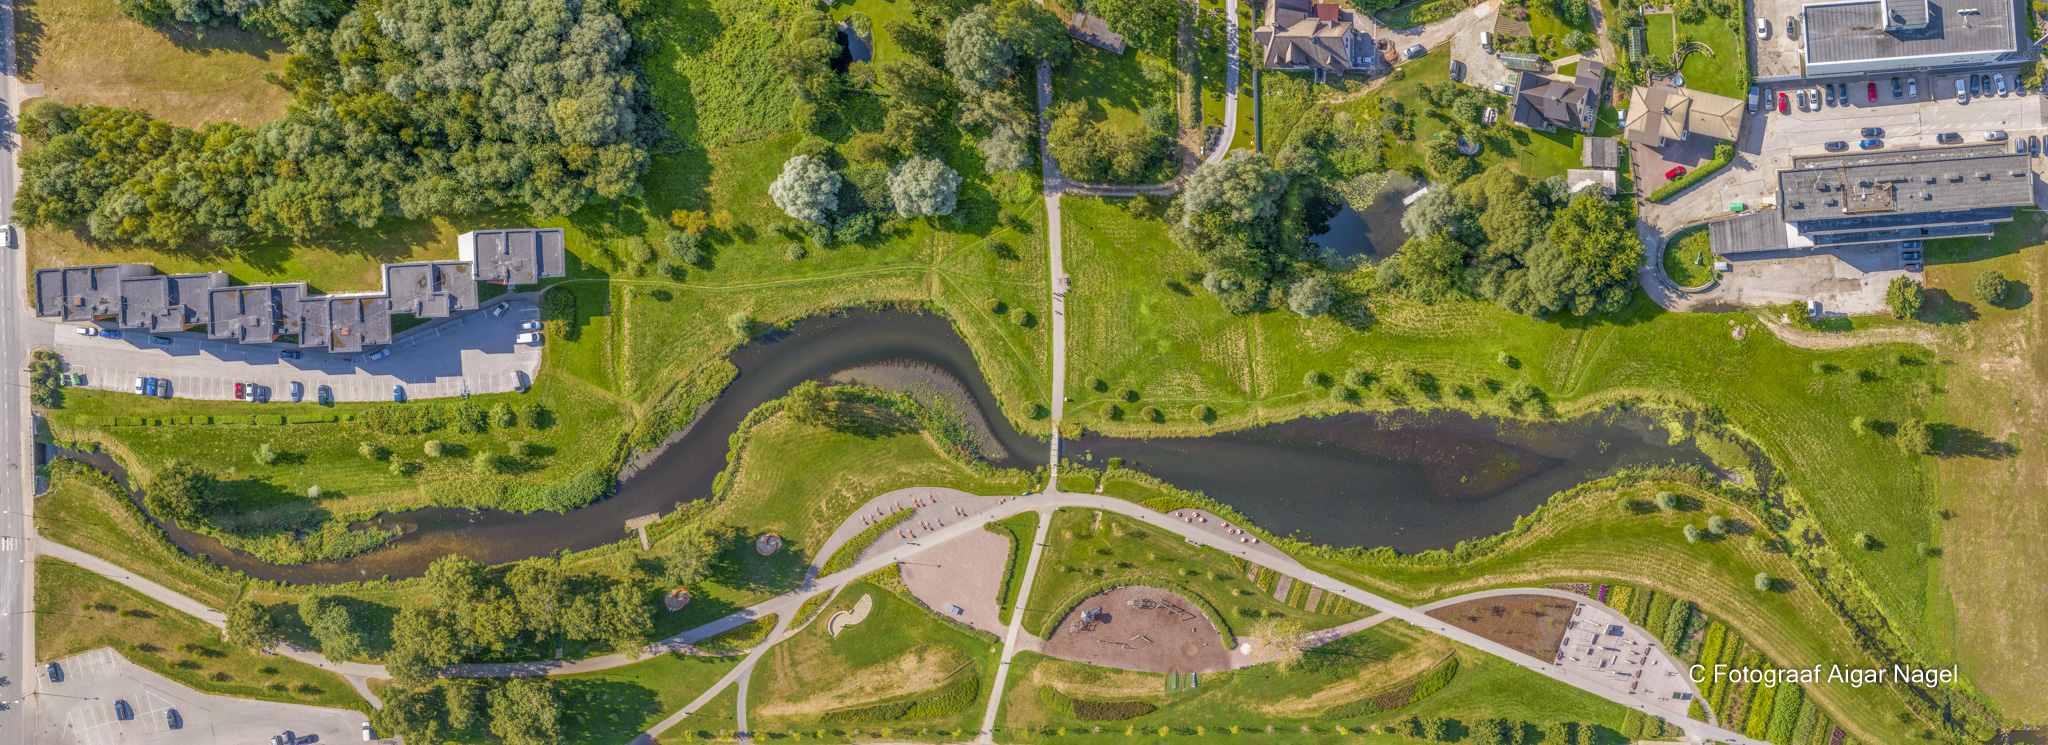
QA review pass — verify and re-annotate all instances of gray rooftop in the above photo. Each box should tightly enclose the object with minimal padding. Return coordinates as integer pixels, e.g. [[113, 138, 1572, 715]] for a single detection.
[[207, 284, 308, 345], [1583, 137, 1621, 169], [300, 297, 392, 353], [1803, 0, 2019, 65], [1708, 210, 1793, 254], [34, 264, 151, 322], [1778, 148, 2033, 223], [384, 261, 478, 318], [464, 228, 568, 286], [118, 272, 226, 333]]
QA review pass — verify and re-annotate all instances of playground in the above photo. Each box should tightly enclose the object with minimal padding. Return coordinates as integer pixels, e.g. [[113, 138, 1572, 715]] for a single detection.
[[1039, 586, 1235, 674]]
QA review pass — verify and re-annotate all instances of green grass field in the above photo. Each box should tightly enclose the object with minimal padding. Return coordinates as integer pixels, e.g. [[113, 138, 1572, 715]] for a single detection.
[[987, 511, 1040, 622], [35, 556, 369, 712], [556, 653, 741, 743], [1341, 55, 1579, 181], [749, 580, 996, 735], [1525, 3, 1595, 55], [16, 0, 292, 127], [1018, 508, 1365, 640], [997, 621, 1630, 739], [1663, 225, 1719, 287], [1643, 12, 1750, 100]]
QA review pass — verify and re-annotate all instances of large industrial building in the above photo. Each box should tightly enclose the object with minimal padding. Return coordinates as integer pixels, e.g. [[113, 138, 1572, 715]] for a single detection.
[[33, 228, 566, 353], [1708, 146, 2033, 255], [1800, 0, 2024, 77]]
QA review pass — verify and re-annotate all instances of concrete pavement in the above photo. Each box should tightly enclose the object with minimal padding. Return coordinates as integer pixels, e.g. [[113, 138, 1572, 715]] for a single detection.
[[1204, 0, 1240, 167]]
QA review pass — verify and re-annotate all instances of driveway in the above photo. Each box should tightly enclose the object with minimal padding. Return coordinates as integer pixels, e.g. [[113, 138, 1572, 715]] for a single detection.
[[1657, 242, 1913, 315], [1443, 4, 1514, 95], [44, 299, 542, 402], [26, 648, 374, 745]]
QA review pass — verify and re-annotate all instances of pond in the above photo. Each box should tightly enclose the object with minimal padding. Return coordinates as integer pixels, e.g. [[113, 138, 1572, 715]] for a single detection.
[[65, 310, 1714, 583], [1310, 180, 1417, 267]]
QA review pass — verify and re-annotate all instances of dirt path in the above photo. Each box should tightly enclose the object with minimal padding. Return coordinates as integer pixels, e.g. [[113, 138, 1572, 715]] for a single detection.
[[1756, 315, 1940, 350]]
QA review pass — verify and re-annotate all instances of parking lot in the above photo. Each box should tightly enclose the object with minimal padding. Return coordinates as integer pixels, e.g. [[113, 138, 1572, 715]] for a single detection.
[[27, 648, 374, 745], [47, 299, 543, 403]]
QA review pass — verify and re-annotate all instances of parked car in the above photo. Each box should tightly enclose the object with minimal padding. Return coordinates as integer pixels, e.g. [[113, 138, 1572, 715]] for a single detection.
[[1908, 78, 1917, 98], [1957, 78, 1968, 102], [1449, 59, 1465, 82], [1778, 91, 1789, 113], [516, 332, 544, 344], [100, 330, 121, 340], [1756, 17, 1769, 38], [150, 335, 170, 345], [114, 700, 132, 721], [393, 385, 406, 403], [1823, 85, 1835, 107], [1892, 77, 1903, 98], [1985, 130, 2009, 141], [2030, 135, 2039, 156], [491, 303, 508, 318], [1867, 81, 1877, 101], [254, 385, 270, 404], [1858, 138, 1882, 149], [367, 348, 392, 362], [166, 709, 182, 730], [1902, 251, 1923, 261], [364, 723, 377, 741], [519, 320, 543, 331], [1809, 87, 1822, 108], [1970, 74, 1981, 97], [0, 225, 12, 249], [1824, 141, 1849, 151], [1937, 131, 1962, 144], [46, 663, 62, 683], [157, 380, 171, 399], [235, 382, 246, 400], [1861, 127, 1883, 137], [73, 327, 95, 337], [1404, 44, 1425, 59], [1901, 240, 1923, 249], [318, 385, 332, 405], [1481, 31, 1493, 52], [1665, 166, 1687, 179], [1493, 83, 1514, 96], [1747, 85, 1760, 113], [1786, 15, 1797, 37], [281, 350, 301, 359], [513, 371, 529, 394], [1796, 89, 1809, 111], [290, 381, 304, 402], [1807, 300, 1821, 318], [145, 378, 159, 396], [1996, 72, 2007, 96], [133, 377, 146, 394]]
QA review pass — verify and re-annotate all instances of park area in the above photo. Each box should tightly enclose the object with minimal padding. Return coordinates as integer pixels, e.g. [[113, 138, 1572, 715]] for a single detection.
[[1662, 225, 1720, 287]]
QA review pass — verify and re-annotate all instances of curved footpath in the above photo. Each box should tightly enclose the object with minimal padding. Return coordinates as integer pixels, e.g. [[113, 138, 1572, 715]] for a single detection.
[[48, 487, 1761, 745]]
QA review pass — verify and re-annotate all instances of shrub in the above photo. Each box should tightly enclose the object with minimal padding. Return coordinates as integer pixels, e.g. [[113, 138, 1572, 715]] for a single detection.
[[510, 442, 537, 458], [1343, 369, 1373, 387], [491, 402, 517, 428], [1120, 388, 1139, 402], [1975, 270, 2009, 304], [1854, 532, 1876, 549], [307, 485, 322, 499], [1139, 406, 1161, 422], [1896, 418, 1933, 455], [1850, 416, 1868, 435], [1683, 524, 1701, 543], [1190, 404, 1214, 421], [784, 243, 808, 260], [1100, 403, 1122, 420], [1654, 491, 1678, 510], [1303, 371, 1330, 388], [1707, 515, 1728, 535], [473, 452, 507, 475], [1886, 276, 1924, 319], [1329, 386, 1356, 403], [985, 298, 1007, 314], [823, 676, 979, 721], [358, 442, 390, 461], [254, 443, 278, 465], [424, 440, 446, 458], [1754, 572, 1772, 591], [727, 312, 754, 338]]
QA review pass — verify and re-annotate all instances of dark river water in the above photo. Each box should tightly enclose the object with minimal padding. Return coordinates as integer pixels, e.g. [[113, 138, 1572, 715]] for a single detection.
[[62, 309, 1712, 583]]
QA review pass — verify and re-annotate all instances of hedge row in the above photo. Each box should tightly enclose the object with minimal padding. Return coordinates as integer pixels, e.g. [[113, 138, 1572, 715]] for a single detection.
[[420, 467, 613, 513], [1649, 142, 1736, 202], [819, 509, 915, 577], [1321, 654, 1459, 720], [76, 413, 348, 426], [822, 675, 980, 722], [1037, 686, 1157, 722]]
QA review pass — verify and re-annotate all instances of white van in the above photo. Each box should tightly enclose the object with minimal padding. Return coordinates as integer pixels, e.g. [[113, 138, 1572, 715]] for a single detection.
[[516, 332, 544, 344], [1480, 31, 1494, 53]]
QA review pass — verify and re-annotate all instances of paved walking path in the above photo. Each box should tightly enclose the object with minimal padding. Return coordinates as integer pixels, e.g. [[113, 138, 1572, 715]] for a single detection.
[[1206, 0, 1241, 166], [976, 509, 1050, 742]]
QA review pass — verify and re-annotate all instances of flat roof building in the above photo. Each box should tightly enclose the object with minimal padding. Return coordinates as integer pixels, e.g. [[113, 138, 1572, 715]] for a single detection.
[[118, 271, 227, 333], [384, 261, 478, 318], [460, 228, 568, 286], [207, 284, 308, 345], [33, 264, 152, 322], [1712, 145, 2033, 254], [301, 296, 393, 354], [1801, 0, 2022, 77], [1067, 12, 1127, 55]]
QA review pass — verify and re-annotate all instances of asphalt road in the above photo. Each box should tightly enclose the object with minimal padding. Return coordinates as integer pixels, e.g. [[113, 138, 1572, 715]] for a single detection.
[[2, 0, 35, 736]]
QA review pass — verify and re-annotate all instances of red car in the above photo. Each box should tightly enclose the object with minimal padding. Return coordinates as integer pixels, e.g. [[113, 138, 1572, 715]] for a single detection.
[[235, 382, 245, 400], [1778, 92, 1789, 113], [1665, 166, 1687, 180], [1867, 82, 1877, 102]]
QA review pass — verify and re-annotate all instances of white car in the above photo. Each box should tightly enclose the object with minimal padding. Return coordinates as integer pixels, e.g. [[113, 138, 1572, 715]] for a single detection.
[[74, 327, 96, 336], [490, 304, 507, 317], [1995, 72, 2007, 96], [518, 320, 543, 331], [1757, 17, 1770, 39], [1957, 78, 1967, 103], [516, 332, 544, 344], [0, 224, 14, 249], [132, 377, 145, 394], [1492, 83, 1514, 96]]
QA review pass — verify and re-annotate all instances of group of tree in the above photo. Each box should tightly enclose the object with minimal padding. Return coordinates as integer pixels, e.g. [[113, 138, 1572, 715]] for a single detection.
[[22, 0, 654, 246], [1377, 165, 1643, 318], [1046, 99, 1174, 184], [376, 677, 562, 745], [1388, 715, 1606, 744]]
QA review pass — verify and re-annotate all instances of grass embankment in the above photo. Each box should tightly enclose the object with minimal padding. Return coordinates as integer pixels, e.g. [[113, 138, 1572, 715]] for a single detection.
[[998, 621, 1631, 737], [1060, 193, 1947, 664], [15, 0, 291, 127], [986, 511, 1040, 622], [1291, 476, 1922, 743], [555, 652, 741, 744], [749, 581, 997, 737], [1917, 215, 2048, 720], [34, 556, 367, 712], [1662, 224, 1719, 287], [1017, 508, 1366, 640]]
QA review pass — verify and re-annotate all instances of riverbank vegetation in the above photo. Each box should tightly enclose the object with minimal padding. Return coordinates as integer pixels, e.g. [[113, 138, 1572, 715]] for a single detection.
[[34, 556, 368, 712], [995, 622, 1632, 738]]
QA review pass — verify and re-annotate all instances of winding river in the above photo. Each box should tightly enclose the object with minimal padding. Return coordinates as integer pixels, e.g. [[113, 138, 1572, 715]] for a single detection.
[[65, 309, 1713, 583]]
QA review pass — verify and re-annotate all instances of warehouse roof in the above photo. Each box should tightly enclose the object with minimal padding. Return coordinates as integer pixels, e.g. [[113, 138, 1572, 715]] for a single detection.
[[1802, 0, 2019, 65]]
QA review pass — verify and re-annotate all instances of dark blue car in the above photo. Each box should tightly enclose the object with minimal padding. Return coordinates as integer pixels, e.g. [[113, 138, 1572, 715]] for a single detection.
[[1858, 138, 1882, 149], [143, 378, 157, 396], [99, 329, 121, 340]]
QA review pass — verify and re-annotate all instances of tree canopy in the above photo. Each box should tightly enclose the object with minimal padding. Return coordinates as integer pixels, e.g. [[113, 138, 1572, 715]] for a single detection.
[[1181, 150, 1288, 222], [768, 155, 843, 224], [889, 156, 963, 217]]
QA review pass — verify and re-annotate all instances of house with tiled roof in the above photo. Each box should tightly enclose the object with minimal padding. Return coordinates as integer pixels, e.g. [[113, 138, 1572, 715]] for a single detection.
[[1253, 0, 1381, 78]]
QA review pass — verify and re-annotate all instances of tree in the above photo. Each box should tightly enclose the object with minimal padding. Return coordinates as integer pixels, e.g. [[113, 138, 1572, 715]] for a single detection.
[[425, 554, 490, 606], [1707, 515, 1729, 535], [301, 597, 364, 661], [1244, 618, 1312, 669], [877, 58, 955, 110], [1181, 150, 1288, 222], [487, 678, 564, 745], [142, 461, 221, 527], [1538, 192, 1643, 316], [472, 451, 507, 475], [386, 606, 465, 687], [767, 155, 842, 224], [1089, 0, 1181, 53], [889, 156, 962, 217], [359, 442, 389, 461], [505, 561, 571, 638], [994, 0, 1070, 64], [1399, 187, 1474, 242], [1654, 491, 1678, 510], [944, 6, 1014, 94], [254, 442, 278, 465], [1683, 524, 1702, 543], [1886, 276, 1924, 319], [1754, 572, 1773, 591], [225, 600, 282, 651], [1897, 418, 1933, 455], [425, 440, 446, 457], [783, 381, 837, 427], [727, 311, 754, 338], [1974, 270, 2009, 304], [1854, 532, 1877, 550], [1286, 274, 1335, 317], [663, 520, 723, 587], [978, 124, 1033, 173]]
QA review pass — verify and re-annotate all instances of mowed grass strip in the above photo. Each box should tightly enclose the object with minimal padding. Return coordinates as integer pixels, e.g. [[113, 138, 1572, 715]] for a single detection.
[[35, 556, 367, 712]]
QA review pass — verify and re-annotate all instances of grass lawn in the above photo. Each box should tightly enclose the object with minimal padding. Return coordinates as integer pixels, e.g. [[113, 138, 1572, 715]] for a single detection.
[[1662, 225, 1719, 287], [35, 556, 369, 712], [749, 580, 997, 735], [1340, 55, 1576, 181], [996, 622, 1631, 740], [15, 0, 291, 127], [708, 412, 1037, 570], [1525, 3, 1594, 55], [1295, 477, 1923, 744], [1643, 12, 1749, 100], [555, 653, 741, 743], [1017, 508, 1366, 640], [987, 512, 1040, 623], [1379, 0, 1470, 30], [35, 463, 246, 610]]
